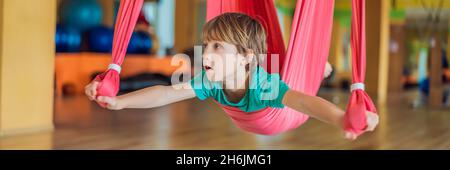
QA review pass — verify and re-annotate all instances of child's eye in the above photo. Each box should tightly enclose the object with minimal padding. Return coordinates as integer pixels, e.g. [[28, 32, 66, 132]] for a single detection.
[[214, 43, 221, 49]]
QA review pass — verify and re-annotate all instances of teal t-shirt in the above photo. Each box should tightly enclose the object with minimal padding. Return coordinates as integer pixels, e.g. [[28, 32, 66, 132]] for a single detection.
[[190, 66, 290, 112]]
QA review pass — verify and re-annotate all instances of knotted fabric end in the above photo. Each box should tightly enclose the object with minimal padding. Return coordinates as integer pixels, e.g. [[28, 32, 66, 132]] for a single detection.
[[108, 64, 122, 74], [350, 83, 365, 92]]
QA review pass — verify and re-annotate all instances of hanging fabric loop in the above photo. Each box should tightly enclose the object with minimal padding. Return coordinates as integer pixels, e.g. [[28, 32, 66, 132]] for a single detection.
[[93, 0, 144, 108]]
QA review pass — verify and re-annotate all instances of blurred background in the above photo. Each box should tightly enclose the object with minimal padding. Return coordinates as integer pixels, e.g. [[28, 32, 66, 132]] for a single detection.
[[0, 0, 449, 149]]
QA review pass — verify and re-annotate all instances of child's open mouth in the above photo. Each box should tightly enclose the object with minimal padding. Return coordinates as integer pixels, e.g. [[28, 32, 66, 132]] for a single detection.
[[204, 65, 212, 70]]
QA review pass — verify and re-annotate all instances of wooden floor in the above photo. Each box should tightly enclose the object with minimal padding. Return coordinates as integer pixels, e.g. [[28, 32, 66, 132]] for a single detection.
[[1, 89, 449, 149]]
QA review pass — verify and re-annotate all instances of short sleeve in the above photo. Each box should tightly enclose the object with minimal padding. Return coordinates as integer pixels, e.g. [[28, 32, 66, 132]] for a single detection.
[[259, 74, 290, 108], [189, 70, 213, 100]]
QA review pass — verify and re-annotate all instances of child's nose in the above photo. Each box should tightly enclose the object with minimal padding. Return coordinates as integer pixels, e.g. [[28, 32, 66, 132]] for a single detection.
[[203, 53, 212, 62]]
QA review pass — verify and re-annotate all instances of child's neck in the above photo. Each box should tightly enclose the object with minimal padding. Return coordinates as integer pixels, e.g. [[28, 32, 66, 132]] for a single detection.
[[222, 71, 249, 103], [223, 71, 249, 92]]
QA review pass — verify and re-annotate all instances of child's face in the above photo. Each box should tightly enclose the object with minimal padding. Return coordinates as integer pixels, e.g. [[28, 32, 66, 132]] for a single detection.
[[202, 40, 249, 82]]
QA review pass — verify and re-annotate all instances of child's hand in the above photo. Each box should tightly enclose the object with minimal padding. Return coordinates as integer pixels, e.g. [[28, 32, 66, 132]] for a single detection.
[[85, 81, 99, 101], [85, 81, 124, 110], [96, 96, 124, 110], [344, 111, 379, 140], [324, 62, 333, 78]]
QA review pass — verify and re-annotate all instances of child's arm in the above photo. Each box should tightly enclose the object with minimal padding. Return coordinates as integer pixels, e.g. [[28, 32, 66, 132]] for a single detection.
[[282, 89, 379, 139], [85, 81, 196, 110], [282, 89, 345, 128]]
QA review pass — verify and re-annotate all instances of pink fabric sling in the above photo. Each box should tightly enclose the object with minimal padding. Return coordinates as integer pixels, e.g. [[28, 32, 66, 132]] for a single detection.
[[207, 0, 333, 135], [344, 0, 377, 136], [94, 0, 377, 137], [95, 0, 144, 108], [207, 0, 377, 137]]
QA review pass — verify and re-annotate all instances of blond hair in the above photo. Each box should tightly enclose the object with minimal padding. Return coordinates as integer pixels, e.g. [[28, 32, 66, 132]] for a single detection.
[[203, 12, 267, 64]]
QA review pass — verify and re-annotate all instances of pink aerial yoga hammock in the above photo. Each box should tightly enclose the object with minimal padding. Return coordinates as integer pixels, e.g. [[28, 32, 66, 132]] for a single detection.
[[344, 0, 377, 136], [94, 0, 376, 137], [206, 0, 377, 137], [94, 0, 144, 107], [207, 0, 332, 135]]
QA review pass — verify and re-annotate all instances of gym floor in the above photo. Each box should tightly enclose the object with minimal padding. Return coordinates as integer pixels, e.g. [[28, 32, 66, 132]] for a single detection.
[[1, 89, 449, 150]]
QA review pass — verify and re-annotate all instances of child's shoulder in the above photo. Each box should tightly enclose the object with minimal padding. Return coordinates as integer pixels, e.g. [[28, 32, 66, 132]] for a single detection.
[[251, 66, 285, 88], [254, 66, 283, 80]]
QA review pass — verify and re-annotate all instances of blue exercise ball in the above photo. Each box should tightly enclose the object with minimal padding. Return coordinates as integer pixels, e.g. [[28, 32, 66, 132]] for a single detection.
[[137, 31, 153, 54], [127, 31, 153, 54], [55, 25, 65, 52], [87, 26, 114, 53], [127, 33, 140, 54], [56, 24, 82, 52], [60, 0, 103, 32], [419, 79, 430, 96]]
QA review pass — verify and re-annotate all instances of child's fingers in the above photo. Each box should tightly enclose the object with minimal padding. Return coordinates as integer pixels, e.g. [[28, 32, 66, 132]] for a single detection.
[[85, 86, 95, 100], [97, 96, 113, 104], [85, 81, 99, 100], [96, 96, 117, 109], [344, 131, 357, 140], [343, 112, 379, 140], [324, 63, 333, 78], [90, 81, 99, 96], [89, 87, 97, 99], [365, 112, 379, 132], [97, 96, 121, 110], [92, 81, 99, 87]]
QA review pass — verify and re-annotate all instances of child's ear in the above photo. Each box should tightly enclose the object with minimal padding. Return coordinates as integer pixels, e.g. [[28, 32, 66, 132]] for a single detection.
[[239, 53, 254, 66], [245, 49, 255, 56], [244, 49, 255, 64], [246, 50, 256, 64], [239, 54, 248, 66]]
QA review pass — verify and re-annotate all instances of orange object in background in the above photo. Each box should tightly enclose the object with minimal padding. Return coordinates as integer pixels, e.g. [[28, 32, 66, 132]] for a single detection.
[[445, 69, 450, 80], [55, 53, 190, 96]]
